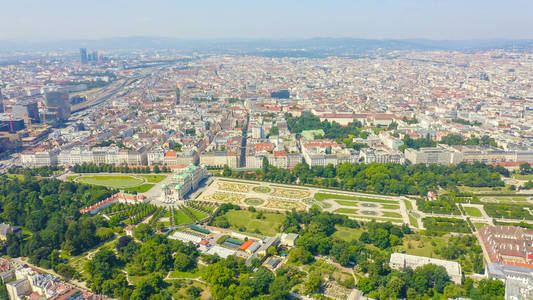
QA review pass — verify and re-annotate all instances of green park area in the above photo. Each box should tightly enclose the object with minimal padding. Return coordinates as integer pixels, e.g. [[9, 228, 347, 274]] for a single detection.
[[174, 209, 194, 225], [473, 222, 489, 230], [77, 175, 144, 188], [480, 195, 529, 203], [140, 174, 168, 183], [301, 129, 325, 140], [458, 185, 516, 194], [464, 206, 483, 217], [381, 204, 400, 210], [76, 174, 155, 192], [402, 234, 448, 258], [334, 208, 358, 215], [382, 211, 402, 218], [314, 192, 398, 204], [332, 225, 363, 242], [223, 210, 285, 236], [511, 174, 533, 180]]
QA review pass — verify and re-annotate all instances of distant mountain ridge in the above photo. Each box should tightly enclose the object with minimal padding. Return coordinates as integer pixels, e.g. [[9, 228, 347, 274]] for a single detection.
[[1, 37, 532, 54]]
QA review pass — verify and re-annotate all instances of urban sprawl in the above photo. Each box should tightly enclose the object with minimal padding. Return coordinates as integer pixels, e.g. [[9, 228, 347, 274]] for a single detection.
[[0, 48, 532, 300]]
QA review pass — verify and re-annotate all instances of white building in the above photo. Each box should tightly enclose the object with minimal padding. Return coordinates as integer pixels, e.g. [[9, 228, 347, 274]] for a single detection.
[[360, 148, 404, 164], [405, 145, 462, 165], [161, 164, 209, 202], [389, 253, 462, 284], [301, 140, 358, 167]]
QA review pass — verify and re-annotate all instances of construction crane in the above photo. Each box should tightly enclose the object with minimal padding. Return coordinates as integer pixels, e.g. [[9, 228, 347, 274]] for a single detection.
[[42, 106, 58, 125], [22, 114, 32, 132]]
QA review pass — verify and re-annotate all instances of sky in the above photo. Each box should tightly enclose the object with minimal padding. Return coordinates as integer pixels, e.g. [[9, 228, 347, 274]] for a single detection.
[[1, 0, 532, 41]]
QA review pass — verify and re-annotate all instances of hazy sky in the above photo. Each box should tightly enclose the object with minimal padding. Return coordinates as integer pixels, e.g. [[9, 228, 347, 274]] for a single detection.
[[2, 0, 532, 40]]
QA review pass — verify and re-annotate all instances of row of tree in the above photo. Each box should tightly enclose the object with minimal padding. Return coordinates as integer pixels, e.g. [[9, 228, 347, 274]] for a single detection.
[[71, 163, 171, 174], [224, 161, 507, 196]]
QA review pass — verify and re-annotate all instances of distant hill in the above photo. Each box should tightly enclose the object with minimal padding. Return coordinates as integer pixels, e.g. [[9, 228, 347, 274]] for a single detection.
[[1, 37, 532, 55]]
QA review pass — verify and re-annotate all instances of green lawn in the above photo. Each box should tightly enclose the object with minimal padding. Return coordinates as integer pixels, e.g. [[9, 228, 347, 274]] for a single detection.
[[481, 196, 529, 202], [404, 200, 413, 210], [334, 208, 358, 214], [358, 216, 403, 223], [67, 175, 80, 181], [511, 174, 533, 180], [188, 208, 209, 220], [403, 235, 448, 258], [140, 174, 167, 183], [408, 214, 419, 228], [123, 183, 155, 193], [174, 209, 194, 225], [334, 200, 360, 207], [332, 225, 363, 242], [464, 206, 483, 217], [224, 210, 285, 236], [382, 211, 402, 218], [315, 192, 398, 204], [473, 222, 489, 230], [168, 270, 201, 278], [77, 175, 144, 188], [67, 255, 90, 280], [458, 185, 516, 194], [381, 204, 400, 210]]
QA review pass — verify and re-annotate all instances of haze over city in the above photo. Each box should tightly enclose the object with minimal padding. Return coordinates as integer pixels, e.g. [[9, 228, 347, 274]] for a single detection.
[[2, 0, 533, 40], [0, 1, 532, 300]]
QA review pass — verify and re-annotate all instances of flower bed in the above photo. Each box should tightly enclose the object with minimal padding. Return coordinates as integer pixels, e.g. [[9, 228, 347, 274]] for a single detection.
[[266, 197, 306, 210], [252, 186, 272, 194], [244, 198, 265, 206], [217, 181, 251, 193], [271, 188, 310, 199], [203, 191, 244, 204]]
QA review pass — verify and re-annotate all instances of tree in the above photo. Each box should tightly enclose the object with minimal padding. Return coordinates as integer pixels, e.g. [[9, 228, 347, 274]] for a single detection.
[[222, 165, 232, 177], [130, 273, 170, 300], [133, 223, 153, 242], [519, 163, 532, 175], [174, 252, 195, 271], [267, 246, 278, 256], [357, 277, 374, 293], [444, 283, 466, 298], [262, 157, 269, 172], [288, 247, 313, 264], [269, 276, 292, 299], [251, 267, 274, 294], [478, 278, 505, 296], [55, 263, 78, 279], [95, 227, 114, 241], [186, 286, 202, 298], [304, 270, 322, 295]]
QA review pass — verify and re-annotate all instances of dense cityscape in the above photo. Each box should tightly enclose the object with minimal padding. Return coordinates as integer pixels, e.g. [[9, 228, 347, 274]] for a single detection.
[[1, 1, 533, 300]]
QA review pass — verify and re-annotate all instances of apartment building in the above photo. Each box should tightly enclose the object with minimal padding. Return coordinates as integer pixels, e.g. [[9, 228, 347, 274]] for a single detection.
[[301, 139, 358, 167], [200, 151, 240, 168]]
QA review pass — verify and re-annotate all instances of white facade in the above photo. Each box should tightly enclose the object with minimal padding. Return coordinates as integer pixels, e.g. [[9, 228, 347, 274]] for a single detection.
[[389, 253, 462, 284]]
